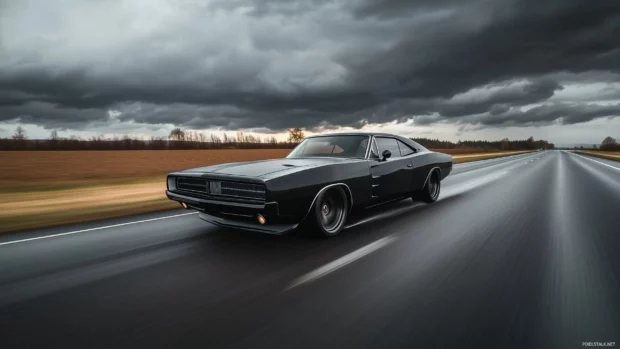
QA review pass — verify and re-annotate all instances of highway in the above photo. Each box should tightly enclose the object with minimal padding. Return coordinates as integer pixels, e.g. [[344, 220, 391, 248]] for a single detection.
[[1, 150, 619, 348]]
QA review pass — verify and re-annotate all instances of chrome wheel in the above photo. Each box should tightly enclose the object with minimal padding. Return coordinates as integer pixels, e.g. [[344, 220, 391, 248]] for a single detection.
[[315, 186, 348, 235]]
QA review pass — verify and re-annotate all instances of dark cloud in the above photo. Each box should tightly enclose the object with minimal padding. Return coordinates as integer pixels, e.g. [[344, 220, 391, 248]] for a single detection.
[[462, 103, 620, 126], [432, 78, 563, 117], [0, 0, 619, 133], [352, 0, 480, 19], [0, 101, 110, 130], [341, 0, 620, 99]]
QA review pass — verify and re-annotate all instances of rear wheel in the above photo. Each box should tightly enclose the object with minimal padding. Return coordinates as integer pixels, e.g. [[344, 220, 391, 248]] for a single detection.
[[313, 186, 348, 237], [417, 171, 441, 203]]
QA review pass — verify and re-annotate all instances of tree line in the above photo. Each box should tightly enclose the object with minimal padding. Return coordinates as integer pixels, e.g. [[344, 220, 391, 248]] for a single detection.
[[411, 136, 555, 150], [3, 125, 596, 152], [1, 126, 300, 151]]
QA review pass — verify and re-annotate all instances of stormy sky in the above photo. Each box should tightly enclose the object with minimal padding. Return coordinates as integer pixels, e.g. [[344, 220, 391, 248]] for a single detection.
[[1, 0, 620, 144]]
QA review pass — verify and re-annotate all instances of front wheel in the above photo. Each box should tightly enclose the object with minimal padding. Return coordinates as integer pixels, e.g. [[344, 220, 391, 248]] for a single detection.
[[313, 186, 349, 237], [416, 171, 441, 203]]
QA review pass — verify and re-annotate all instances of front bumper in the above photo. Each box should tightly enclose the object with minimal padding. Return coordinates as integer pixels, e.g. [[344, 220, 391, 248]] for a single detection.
[[166, 190, 299, 235], [198, 212, 298, 235]]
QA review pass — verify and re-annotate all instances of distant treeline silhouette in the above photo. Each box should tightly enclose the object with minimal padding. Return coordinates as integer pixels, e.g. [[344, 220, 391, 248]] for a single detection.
[[0, 138, 301, 151], [412, 137, 555, 151], [598, 136, 620, 151], [1, 127, 298, 151], [2, 125, 560, 151], [0, 136, 299, 151]]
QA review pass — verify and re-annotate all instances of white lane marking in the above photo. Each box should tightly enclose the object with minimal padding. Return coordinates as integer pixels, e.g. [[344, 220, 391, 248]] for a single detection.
[[568, 152, 620, 172], [0, 212, 199, 247], [344, 204, 421, 230], [285, 236, 397, 290]]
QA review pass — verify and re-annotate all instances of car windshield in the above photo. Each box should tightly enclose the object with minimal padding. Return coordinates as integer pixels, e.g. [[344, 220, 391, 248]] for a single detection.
[[286, 135, 369, 159]]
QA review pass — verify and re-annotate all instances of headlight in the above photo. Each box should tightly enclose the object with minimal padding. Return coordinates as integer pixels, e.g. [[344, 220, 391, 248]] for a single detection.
[[167, 176, 177, 191]]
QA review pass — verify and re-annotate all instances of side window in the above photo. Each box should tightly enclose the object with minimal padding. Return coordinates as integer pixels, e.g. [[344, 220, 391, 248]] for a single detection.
[[375, 137, 401, 158], [397, 140, 416, 156], [369, 138, 380, 159], [356, 137, 370, 158]]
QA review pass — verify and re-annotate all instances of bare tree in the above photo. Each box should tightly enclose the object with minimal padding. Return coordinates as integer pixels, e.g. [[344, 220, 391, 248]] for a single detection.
[[600, 136, 619, 151], [12, 126, 27, 140], [288, 128, 305, 143], [168, 128, 185, 141], [601, 136, 617, 145]]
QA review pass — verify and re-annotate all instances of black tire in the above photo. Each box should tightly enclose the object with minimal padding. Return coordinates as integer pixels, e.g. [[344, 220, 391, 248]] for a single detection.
[[313, 186, 349, 237], [418, 170, 441, 203]]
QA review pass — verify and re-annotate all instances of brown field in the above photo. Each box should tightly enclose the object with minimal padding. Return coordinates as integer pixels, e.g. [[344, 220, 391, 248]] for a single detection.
[[0, 149, 292, 185], [0, 148, 500, 189], [0, 149, 532, 233], [575, 150, 620, 162]]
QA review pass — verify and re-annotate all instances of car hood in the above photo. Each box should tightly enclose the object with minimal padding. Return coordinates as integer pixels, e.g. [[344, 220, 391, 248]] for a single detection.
[[183, 157, 353, 178]]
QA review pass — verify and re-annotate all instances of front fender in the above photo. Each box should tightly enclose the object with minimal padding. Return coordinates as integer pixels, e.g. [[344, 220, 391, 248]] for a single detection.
[[265, 161, 371, 218]]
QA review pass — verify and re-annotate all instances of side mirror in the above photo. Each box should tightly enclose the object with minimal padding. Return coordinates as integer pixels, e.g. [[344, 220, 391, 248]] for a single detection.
[[381, 149, 391, 161]]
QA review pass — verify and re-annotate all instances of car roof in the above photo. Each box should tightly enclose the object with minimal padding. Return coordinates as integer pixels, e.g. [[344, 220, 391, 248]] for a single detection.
[[306, 132, 427, 151]]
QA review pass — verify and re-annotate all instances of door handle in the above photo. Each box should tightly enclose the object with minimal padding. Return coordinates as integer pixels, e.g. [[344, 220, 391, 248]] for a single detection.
[[407, 164, 412, 167]]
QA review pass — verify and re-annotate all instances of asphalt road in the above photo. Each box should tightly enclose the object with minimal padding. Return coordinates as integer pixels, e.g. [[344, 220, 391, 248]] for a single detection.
[[1, 150, 619, 349]]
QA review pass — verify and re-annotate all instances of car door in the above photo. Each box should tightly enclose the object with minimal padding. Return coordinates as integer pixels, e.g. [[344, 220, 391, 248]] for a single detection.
[[369, 137, 413, 201]]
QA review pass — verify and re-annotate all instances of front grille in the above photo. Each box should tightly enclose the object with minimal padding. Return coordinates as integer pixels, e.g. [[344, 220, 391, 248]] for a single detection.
[[175, 177, 266, 201], [177, 177, 208, 193], [218, 181, 266, 200]]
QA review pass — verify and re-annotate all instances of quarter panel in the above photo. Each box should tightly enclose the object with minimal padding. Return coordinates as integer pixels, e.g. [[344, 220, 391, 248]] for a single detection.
[[410, 151, 453, 190]]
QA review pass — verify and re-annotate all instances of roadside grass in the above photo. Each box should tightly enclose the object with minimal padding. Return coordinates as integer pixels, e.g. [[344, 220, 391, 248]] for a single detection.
[[0, 176, 165, 194], [575, 150, 620, 162], [0, 150, 534, 234], [450, 150, 534, 163], [0, 198, 178, 234]]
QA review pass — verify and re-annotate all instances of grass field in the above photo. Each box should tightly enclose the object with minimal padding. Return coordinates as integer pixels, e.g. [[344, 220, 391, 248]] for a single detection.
[[575, 150, 620, 162], [0, 149, 533, 233]]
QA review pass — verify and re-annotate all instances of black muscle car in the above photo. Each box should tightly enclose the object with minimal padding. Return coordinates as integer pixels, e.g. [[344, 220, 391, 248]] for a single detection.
[[166, 133, 452, 237]]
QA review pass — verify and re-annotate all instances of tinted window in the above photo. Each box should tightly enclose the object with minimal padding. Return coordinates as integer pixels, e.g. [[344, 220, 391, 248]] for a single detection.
[[397, 140, 416, 156], [287, 135, 369, 159], [358, 137, 370, 157], [375, 137, 401, 158], [369, 138, 380, 159]]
